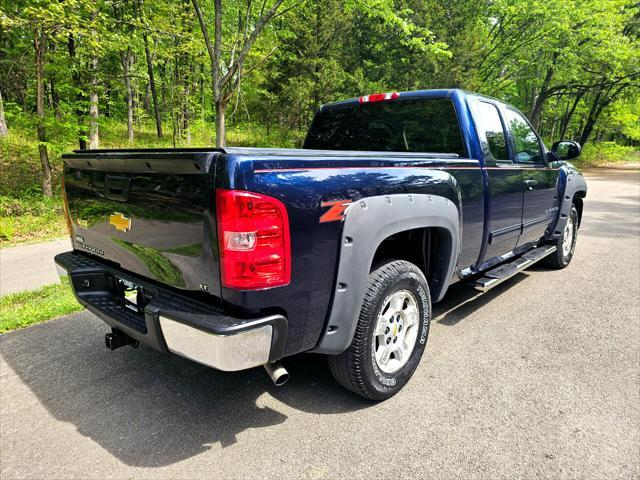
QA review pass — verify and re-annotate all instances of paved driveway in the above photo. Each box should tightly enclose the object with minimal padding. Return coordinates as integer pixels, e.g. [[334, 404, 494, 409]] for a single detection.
[[0, 238, 70, 296], [1, 169, 638, 479]]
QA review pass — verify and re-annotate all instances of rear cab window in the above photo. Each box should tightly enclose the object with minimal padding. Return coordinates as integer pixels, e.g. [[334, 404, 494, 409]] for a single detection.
[[304, 98, 466, 156], [470, 101, 510, 165]]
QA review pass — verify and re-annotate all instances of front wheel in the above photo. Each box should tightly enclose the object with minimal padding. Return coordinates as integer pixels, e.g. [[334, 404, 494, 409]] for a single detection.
[[544, 204, 579, 269], [328, 260, 431, 401]]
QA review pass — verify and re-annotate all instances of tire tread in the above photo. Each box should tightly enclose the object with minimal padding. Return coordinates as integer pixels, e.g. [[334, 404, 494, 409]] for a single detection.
[[328, 260, 428, 400]]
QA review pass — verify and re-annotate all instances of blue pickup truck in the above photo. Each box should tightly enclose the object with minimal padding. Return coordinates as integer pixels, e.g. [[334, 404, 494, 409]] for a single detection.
[[55, 89, 587, 400]]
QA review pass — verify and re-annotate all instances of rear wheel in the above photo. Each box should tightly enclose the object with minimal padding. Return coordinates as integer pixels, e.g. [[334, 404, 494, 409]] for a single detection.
[[544, 204, 579, 269], [328, 260, 431, 401]]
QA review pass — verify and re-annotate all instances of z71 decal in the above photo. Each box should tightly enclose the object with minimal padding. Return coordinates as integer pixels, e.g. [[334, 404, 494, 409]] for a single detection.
[[320, 200, 352, 223]]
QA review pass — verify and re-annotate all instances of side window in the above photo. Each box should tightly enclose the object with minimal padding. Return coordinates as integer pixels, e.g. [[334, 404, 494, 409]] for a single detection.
[[504, 109, 543, 164], [472, 101, 509, 162]]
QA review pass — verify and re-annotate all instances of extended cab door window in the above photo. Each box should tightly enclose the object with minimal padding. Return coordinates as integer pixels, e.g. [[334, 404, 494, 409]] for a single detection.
[[504, 108, 559, 245], [473, 102, 509, 163], [472, 100, 522, 262]]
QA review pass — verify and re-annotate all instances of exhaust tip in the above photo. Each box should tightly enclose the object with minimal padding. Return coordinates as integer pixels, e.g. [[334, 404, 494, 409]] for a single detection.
[[264, 362, 289, 386], [274, 372, 289, 386]]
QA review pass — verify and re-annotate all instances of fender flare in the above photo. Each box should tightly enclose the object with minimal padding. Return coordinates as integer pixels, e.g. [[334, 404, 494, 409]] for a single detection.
[[549, 165, 587, 240], [313, 193, 460, 355]]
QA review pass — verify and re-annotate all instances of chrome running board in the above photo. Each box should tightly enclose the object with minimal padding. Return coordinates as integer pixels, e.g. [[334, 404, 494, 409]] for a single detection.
[[471, 245, 557, 292]]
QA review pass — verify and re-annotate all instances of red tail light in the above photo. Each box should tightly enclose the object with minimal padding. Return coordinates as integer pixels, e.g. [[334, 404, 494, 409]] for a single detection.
[[216, 189, 291, 290], [359, 92, 399, 103]]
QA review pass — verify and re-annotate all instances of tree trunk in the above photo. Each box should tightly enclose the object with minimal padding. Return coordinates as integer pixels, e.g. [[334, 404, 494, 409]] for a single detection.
[[578, 83, 626, 147], [200, 62, 205, 122], [143, 34, 163, 138], [120, 48, 134, 142], [35, 29, 52, 197], [530, 70, 554, 130], [104, 82, 111, 117], [0, 88, 8, 137], [559, 90, 584, 140], [49, 79, 61, 119], [89, 53, 99, 149], [184, 66, 191, 144], [68, 34, 87, 149], [215, 100, 226, 147], [143, 82, 151, 112]]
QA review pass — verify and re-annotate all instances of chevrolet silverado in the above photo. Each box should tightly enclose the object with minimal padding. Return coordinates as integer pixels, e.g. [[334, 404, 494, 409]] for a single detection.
[[55, 89, 587, 400]]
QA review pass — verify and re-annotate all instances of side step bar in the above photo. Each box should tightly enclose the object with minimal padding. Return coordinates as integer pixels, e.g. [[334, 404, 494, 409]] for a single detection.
[[471, 245, 557, 292]]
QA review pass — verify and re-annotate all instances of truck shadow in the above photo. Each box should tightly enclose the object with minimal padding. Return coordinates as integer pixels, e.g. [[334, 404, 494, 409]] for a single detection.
[[0, 313, 369, 468], [433, 275, 528, 326]]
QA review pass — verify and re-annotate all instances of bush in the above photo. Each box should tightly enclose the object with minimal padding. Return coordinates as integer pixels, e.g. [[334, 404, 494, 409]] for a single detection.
[[577, 142, 640, 166], [0, 194, 67, 246]]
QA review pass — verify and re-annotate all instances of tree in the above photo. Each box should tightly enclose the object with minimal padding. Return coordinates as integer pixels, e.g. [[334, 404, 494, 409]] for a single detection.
[[88, 1, 100, 149], [137, 0, 163, 138], [120, 47, 135, 142], [88, 51, 100, 148], [34, 27, 52, 196], [191, 0, 288, 147], [67, 33, 88, 149], [0, 87, 8, 137]]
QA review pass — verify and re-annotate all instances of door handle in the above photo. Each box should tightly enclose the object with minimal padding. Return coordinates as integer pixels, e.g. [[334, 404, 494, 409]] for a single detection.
[[523, 178, 538, 190]]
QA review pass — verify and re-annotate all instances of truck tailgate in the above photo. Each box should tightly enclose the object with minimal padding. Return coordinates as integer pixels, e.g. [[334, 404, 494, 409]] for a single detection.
[[62, 150, 219, 294]]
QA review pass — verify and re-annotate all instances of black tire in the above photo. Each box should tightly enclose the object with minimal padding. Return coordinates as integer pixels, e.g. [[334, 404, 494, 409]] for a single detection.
[[544, 204, 579, 269], [328, 260, 431, 401]]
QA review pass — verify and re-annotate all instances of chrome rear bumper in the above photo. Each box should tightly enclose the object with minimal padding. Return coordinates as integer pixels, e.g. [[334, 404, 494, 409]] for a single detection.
[[159, 316, 273, 371], [54, 250, 287, 371]]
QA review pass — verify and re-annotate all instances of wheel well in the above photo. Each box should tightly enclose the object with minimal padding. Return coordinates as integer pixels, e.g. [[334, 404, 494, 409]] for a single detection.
[[573, 193, 585, 227], [371, 227, 453, 299]]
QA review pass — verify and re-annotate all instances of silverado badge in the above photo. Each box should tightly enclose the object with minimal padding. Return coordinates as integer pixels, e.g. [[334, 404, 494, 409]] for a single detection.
[[109, 212, 132, 232]]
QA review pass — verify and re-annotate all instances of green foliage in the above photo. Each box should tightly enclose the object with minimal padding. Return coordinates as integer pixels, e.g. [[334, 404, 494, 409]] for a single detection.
[[0, 193, 67, 246], [0, 279, 84, 333], [578, 142, 640, 167], [0, 0, 638, 205]]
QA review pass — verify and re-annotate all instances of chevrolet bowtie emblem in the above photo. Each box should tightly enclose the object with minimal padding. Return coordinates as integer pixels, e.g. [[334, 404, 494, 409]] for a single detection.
[[109, 212, 132, 232]]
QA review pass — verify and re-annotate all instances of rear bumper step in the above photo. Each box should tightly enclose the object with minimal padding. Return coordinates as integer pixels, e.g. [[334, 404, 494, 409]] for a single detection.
[[54, 251, 287, 370], [471, 245, 557, 292]]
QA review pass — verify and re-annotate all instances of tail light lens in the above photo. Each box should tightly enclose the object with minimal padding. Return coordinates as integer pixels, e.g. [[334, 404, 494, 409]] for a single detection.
[[216, 189, 291, 290]]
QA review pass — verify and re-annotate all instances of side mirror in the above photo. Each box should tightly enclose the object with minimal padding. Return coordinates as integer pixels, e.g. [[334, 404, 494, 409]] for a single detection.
[[551, 140, 581, 160]]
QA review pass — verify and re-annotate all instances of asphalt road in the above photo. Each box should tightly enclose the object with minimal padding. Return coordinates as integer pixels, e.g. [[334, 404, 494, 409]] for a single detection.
[[1, 169, 638, 479], [0, 238, 71, 296]]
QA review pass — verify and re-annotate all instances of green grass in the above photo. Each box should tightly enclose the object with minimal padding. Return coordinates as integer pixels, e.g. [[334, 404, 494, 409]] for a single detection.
[[0, 194, 68, 247], [0, 279, 84, 333]]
